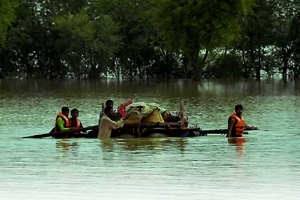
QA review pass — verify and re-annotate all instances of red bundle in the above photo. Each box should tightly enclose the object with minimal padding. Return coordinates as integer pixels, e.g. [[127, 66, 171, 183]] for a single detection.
[[117, 99, 133, 117]]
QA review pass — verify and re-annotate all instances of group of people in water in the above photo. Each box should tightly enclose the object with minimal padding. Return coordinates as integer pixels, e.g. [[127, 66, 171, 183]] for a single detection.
[[53, 100, 258, 139], [54, 99, 129, 139], [54, 107, 83, 132]]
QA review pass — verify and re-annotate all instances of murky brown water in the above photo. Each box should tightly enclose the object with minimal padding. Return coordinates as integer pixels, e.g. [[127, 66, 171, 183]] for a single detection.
[[0, 79, 300, 200]]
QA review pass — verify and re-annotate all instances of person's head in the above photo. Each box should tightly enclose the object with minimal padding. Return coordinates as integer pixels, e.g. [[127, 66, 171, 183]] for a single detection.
[[61, 107, 69, 117], [234, 104, 243, 116], [104, 106, 114, 118], [70, 108, 79, 118], [105, 99, 114, 108]]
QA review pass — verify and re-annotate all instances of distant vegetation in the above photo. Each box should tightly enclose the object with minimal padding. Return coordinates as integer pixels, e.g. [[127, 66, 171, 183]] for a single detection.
[[1, 0, 300, 81]]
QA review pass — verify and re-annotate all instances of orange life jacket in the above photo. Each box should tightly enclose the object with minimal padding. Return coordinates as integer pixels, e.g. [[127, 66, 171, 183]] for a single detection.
[[228, 113, 245, 137], [55, 113, 70, 131], [69, 118, 81, 129]]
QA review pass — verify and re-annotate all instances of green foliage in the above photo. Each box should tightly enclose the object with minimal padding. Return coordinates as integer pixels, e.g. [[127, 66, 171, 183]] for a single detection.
[[0, 0, 18, 47], [54, 11, 121, 78], [149, 0, 254, 50], [268, 0, 300, 79], [55, 12, 94, 51], [93, 0, 157, 80], [149, 0, 255, 80], [91, 15, 121, 60], [3, 0, 300, 80], [205, 52, 244, 78], [4, 0, 61, 78]]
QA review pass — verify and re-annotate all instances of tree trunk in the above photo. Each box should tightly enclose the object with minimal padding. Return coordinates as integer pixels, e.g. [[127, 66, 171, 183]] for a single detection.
[[250, 47, 257, 78], [282, 46, 288, 80], [191, 50, 208, 81], [256, 45, 262, 80]]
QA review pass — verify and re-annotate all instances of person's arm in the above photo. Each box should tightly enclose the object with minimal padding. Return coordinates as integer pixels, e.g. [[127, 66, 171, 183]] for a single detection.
[[107, 118, 124, 129], [245, 124, 258, 130], [227, 118, 235, 137], [80, 122, 87, 134], [57, 117, 70, 131]]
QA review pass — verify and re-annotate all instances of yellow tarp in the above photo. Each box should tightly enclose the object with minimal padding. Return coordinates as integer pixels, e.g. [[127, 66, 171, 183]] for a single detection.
[[142, 109, 164, 123]]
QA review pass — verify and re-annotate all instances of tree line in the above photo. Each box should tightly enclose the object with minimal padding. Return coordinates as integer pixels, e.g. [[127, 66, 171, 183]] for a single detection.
[[0, 0, 300, 81]]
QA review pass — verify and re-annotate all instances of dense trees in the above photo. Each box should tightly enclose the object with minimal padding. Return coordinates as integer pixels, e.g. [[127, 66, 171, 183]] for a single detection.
[[0, 0, 300, 80], [149, 0, 255, 80]]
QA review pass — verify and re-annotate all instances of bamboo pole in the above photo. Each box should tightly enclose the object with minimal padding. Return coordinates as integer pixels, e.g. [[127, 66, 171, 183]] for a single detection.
[[23, 125, 98, 138]]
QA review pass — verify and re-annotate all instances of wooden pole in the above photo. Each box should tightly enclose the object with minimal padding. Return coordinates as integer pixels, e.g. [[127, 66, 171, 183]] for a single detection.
[[179, 101, 185, 128], [198, 129, 250, 135], [22, 125, 98, 138]]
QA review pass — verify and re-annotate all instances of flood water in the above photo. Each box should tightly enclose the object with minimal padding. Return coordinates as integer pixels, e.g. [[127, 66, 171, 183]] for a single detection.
[[0, 79, 300, 200]]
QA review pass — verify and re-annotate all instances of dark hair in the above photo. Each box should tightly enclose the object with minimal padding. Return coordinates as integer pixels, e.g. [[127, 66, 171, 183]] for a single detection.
[[104, 106, 113, 114], [61, 107, 69, 112], [235, 104, 243, 110], [71, 108, 79, 114], [105, 99, 113, 106]]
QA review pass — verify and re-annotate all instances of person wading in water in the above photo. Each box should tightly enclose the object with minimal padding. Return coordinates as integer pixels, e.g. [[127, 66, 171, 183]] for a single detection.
[[227, 104, 257, 138], [98, 106, 129, 140]]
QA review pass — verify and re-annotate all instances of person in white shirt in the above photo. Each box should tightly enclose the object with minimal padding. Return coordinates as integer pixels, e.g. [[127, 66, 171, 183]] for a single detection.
[[99, 99, 114, 124], [98, 106, 127, 139]]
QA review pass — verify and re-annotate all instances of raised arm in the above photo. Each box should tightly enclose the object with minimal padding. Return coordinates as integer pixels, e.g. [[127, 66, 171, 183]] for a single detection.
[[107, 118, 124, 129]]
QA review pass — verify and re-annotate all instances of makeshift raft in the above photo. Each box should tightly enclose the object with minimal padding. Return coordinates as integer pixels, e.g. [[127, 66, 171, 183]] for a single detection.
[[23, 101, 254, 139], [22, 122, 253, 139], [53, 122, 202, 139]]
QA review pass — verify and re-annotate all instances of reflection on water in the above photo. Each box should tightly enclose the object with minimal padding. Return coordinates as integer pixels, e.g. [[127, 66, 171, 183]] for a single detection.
[[99, 138, 188, 154], [228, 137, 246, 151], [56, 139, 79, 151], [55, 140, 80, 163], [1, 79, 300, 200], [117, 138, 187, 152], [99, 139, 115, 152]]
